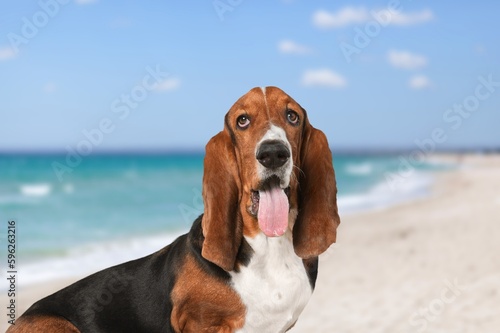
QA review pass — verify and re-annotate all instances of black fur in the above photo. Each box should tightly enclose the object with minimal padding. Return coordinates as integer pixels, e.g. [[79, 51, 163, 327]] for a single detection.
[[24, 234, 185, 332], [21, 215, 246, 333], [21, 215, 316, 332], [303, 257, 319, 290]]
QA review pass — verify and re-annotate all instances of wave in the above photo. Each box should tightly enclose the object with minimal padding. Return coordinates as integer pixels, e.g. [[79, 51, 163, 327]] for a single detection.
[[20, 183, 52, 197], [3, 169, 435, 288], [4, 231, 186, 289], [0, 195, 39, 205], [345, 162, 373, 175], [338, 171, 433, 215]]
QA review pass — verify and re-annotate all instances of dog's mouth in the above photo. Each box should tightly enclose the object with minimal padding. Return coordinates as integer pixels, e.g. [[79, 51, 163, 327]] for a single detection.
[[250, 176, 290, 237]]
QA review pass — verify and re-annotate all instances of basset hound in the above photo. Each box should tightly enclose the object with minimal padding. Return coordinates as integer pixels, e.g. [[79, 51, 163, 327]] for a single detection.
[[9, 86, 340, 333]]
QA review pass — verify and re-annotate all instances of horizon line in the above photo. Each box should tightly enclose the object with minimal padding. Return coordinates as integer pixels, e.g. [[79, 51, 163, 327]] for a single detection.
[[0, 146, 499, 156]]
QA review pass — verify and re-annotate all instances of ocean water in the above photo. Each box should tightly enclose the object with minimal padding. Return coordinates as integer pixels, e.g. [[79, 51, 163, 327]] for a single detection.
[[0, 153, 446, 287]]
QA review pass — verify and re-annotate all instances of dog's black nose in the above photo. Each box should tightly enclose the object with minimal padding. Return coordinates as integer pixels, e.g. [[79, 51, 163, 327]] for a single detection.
[[256, 140, 290, 169]]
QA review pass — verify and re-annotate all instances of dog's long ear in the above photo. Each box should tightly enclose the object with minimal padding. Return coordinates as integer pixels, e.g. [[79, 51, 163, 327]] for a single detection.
[[201, 126, 242, 272], [293, 115, 340, 258]]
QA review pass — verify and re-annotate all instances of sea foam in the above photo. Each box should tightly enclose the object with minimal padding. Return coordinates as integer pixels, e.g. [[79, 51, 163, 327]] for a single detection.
[[338, 171, 433, 215], [4, 231, 185, 290], [20, 183, 52, 197]]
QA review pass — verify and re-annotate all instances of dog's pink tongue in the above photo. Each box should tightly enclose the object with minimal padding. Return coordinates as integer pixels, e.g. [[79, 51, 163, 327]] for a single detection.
[[258, 187, 289, 237]]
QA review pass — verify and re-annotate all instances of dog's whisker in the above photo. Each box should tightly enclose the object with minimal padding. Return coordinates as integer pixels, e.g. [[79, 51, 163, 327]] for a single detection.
[[293, 165, 305, 178]]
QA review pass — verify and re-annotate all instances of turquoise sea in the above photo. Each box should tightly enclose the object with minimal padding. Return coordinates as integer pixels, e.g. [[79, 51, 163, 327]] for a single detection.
[[0, 153, 446, 287]]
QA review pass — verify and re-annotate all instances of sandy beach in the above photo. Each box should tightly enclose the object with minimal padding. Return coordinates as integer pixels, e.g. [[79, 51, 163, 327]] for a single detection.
[[3, 154, 499, 332], [293, 154, 500, 333]]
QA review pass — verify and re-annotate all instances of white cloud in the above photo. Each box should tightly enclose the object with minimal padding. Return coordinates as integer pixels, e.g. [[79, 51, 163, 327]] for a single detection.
[[278, 40, 312, 55], [409, 75, 431, 90], [302, 69, 347, 88], [0, 47, 17, 61], [313, 7, 368, 28], [313, 7, 433, 29], [153, 78, 180, 92], [75, 0, 98, 5], [389, 9, 433, 26], [387, 50, 427, 70]]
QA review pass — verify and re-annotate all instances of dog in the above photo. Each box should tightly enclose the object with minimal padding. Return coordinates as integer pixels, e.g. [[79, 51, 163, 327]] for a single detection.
[[9, 86, 340, 333]]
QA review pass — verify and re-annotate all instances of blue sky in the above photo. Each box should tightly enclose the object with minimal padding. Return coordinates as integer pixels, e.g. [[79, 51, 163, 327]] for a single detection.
[[1, 0, 499, 152]]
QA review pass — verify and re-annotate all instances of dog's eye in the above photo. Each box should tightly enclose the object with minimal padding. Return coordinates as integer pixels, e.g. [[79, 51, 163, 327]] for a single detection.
[[237, 115, 250, 129], [286, 110, 299, 125]]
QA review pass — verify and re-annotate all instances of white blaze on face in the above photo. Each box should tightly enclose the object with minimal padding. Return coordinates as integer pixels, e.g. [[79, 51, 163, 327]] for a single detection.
[[260, 86, 267, 97], [255, 125, 293, 237], [255, 124, 293, 188]]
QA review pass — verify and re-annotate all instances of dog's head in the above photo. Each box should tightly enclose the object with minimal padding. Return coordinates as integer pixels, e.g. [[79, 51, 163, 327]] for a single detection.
[[201, 86, 340, 271]]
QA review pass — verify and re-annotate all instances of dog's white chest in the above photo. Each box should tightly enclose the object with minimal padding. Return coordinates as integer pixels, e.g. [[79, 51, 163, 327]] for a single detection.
[[231, 233, 313, 333]]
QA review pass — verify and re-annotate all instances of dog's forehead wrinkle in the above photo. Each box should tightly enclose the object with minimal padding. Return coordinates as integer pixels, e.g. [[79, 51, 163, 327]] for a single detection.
[[259, 86, 270, 119]]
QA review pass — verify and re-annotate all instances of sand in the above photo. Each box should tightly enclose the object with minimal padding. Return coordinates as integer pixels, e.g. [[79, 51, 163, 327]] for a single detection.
[[3, 154, 499, 332], [293, 154, 500, 333]]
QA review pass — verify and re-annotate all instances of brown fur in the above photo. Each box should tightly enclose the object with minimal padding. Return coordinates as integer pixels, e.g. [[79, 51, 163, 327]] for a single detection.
[[293, 116, 340, 258], [6, 315, 80, 333], [170, 255, 245, 332], [10, 86, 339, 333], [201, 128, 243, 272], [201, 86, 340, 269]]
